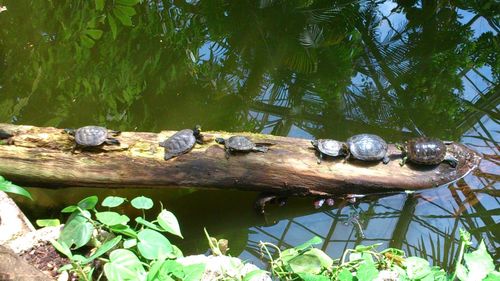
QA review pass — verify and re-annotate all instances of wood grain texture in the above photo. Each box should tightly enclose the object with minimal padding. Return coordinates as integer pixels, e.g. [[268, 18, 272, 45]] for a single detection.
[[0, 123, 481, 196]]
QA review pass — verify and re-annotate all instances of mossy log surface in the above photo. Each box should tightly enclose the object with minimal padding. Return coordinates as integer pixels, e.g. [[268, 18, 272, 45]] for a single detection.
[[0, 123, 481, 196]]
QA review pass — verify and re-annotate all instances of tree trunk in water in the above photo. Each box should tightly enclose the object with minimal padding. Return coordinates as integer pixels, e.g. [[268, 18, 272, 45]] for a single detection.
[[0, 123, 481, 196]]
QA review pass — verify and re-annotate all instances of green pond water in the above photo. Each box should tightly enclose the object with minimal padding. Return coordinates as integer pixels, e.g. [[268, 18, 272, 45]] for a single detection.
[[1, 0, 499, 270]]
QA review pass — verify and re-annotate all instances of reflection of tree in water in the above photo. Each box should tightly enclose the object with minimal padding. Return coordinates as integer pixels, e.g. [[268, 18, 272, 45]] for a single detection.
[[0, 0, 498, 267]]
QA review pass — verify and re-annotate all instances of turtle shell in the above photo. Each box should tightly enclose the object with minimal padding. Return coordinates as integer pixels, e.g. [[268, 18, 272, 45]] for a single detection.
[[160, 129, 196, 156], [75, 126, 108, 147], [405, 137, 446, 165], [225, 136, 255, 151], [347, 134, 388, 161], [314, 139, 345, 157]]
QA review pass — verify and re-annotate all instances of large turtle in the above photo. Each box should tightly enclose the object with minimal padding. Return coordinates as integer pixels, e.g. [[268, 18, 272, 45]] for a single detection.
[[66, 126, 120, 151], [215, 136, 268, 159], [397, 137, 458, 167], [345, 134, 390, 164], [311, 139, 347, 164], [160, 125, 202, 160]]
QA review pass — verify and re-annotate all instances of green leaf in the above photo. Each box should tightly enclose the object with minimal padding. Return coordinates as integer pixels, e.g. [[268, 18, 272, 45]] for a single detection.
[[182, 263, 206, 281], [404, 257, 431, 280], [243, 269, 269, 281], [95, 0, 104, 11], [137, 229, 173, 260], [484, 271, 500, 281], [295, 236, 323, 251], [61, 205, 77, 213], [0, 176, 32, 200], [157, 209, 183, 238], [356, 262, 379, 281], [96, 211, 130, 226], [354, 243, 382, 252], [83, 235, 122, 264], [108, 14, 118, 39], [110, 224, 137, 238], [59, 212, 94, 249], [85, 29, 103, 40], [289, 253, 322, 274], [131, 196, 153, 210], [464, 241, 495, 278], [80, 35, 95, 48], [136, 217, 162, 232], [77, 196, 98, 210], [304, 248, 333, 268], [113, 6, 133, 26], [50, 240, 73, 259], [123, 238, 137, 248], [297, 272, 330, 281], [338, 269, 353, 281], [147, 257, 167, 281], [36, 219, 60, 227], [102, 196, 126, 208], [103, 249, 146, 281], [171, 245, 184, 258], [158, 260, 183, 280]]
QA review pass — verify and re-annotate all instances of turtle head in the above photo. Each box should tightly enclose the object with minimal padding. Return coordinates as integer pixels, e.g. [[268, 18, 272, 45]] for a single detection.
[[64, 128, 76, 136], [193, 125, 202, 136], [215, 137, 225, 145], [311, 140, 318, 147]]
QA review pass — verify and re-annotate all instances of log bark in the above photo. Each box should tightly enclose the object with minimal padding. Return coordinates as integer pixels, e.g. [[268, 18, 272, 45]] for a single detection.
[[0, 123, 481, 196]]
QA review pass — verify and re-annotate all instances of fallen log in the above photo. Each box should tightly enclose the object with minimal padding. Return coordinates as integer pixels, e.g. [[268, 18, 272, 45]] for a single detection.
[[0, 123, 481, 196]]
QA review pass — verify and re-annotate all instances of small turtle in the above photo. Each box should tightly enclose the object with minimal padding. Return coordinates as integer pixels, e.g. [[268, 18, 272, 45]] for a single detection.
[[215, 136, 268, 159], [0, 129, 13, 140], [160, 125, 202, 160], [311, 139, 348, 164], [346, 134, 390, 164], [397, 137, 458, 167], [66, 126, 120, 151]]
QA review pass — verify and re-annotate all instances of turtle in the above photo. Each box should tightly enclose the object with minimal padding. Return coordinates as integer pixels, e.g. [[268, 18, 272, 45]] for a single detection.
[[0, 129, 13, 140], [345, 134, 390, 164], [396, 137, 458, 167], [215, 136, 268, 159], [65, 126, 120, 151], [160, 125, 202, 160], [311, 139, 348, 164]]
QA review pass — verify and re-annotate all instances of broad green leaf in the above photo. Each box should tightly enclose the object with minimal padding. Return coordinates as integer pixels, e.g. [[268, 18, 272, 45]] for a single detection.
[[50, 240, 73, 259], [171, 245, 184, 258], [137, 229, 173, 260], [147, 257, 167, 281], [338, 269, 354, 281], [297, 272, 330, 281], [104, 249, 146, 281], [59, 212, 94, 249], [36, 219, 60, 227], [102, 196, 126, 208], [404, 257, 431, 280], [0, 176, 32, 200], [295, 236, 323, 251], [96, 211, 130, 226], [356, 263, 379, 281], [462, 241, 495, 280], [158, 260, 183, 280], [243, 269, 269, 281], [85, 29, 103, 40], [288, 253, 322, 274], [108, 14, 118, 39], [484, 271, 500, 281], [183, 263, 206, 281], [123, 238, 137, 248], [61, 205, 77, 213], [77, 195, 98, 210], [136, 217, 162, 232], [83, 235, 122, 264], [110, 224, 138, 238], [157, 209, 183, 238], [131, 196, 153, 210], [349, 251, 374, 263], [95, 0, 104, 10], [304, 248, 333, 268]]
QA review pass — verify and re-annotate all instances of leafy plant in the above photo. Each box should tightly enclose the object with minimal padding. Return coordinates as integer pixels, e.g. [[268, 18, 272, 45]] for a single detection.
[[51, 195, 200, 281], [0, 175, 32, 200]]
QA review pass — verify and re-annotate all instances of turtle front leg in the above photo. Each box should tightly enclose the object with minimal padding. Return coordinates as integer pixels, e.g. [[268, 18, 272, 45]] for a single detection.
[[399, 156, 408, 166], [224, 148, 231, 159], [108, 130, 121, 136], [343, 151, 351, 163], [317, 152, 323, 164], [382, 153, 390, 164]]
